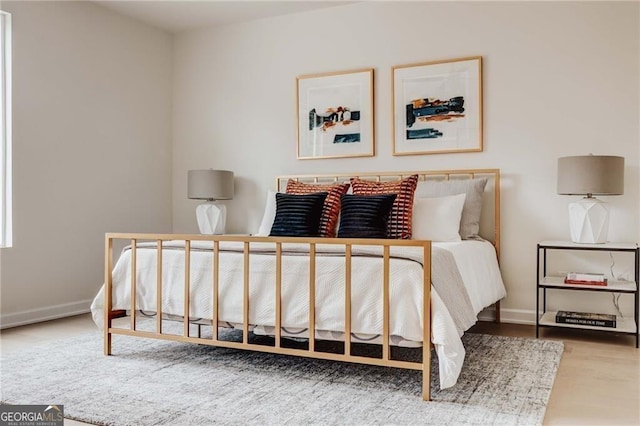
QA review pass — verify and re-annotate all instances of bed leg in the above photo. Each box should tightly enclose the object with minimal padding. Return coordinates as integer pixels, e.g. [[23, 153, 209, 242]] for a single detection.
[[495, 300, 501, 323], [422, 343, 431, 401], [105, 235, 114, 356], [104, 331, 111, 355], [422, 364, 431, 401], [422, 376, 430, 401]]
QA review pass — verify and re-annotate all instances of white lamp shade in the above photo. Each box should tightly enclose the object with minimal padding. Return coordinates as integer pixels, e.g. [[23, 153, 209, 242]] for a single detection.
[[188, 170, 234, 200], [557, 155, 624, 196]]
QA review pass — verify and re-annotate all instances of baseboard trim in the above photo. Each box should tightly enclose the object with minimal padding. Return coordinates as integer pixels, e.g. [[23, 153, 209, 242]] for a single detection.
[[478, 307, 536, 325], [0, 299, 93, 329]]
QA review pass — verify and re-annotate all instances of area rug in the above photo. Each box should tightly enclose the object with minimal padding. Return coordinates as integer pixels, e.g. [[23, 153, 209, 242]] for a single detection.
[[0, 327, 563, 425]]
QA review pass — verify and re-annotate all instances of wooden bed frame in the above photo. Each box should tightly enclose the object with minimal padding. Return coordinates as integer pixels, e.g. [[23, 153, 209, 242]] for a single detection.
[[103, 168, 501, 402]]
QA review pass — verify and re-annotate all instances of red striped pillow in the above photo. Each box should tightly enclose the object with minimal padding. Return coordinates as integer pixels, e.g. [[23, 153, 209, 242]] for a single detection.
[[350, 175, 418, 239], [286, 180, 350, 238]]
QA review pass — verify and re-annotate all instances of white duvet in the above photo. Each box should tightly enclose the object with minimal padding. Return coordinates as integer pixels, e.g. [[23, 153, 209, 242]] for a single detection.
[[91, 239, 505, 389]]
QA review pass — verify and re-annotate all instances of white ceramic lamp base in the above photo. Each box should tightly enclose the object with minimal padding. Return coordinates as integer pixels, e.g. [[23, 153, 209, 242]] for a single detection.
[[196, 202, 226, 235], [568, 197, 609, 244]]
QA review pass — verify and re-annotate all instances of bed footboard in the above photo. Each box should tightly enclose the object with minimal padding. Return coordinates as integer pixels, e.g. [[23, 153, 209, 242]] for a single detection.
[[104, 234, 433, 401]]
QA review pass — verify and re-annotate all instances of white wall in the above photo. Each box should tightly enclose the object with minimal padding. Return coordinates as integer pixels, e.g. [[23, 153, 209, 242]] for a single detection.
[[172, 2, 639, 322], [0, 1, 173, 327]]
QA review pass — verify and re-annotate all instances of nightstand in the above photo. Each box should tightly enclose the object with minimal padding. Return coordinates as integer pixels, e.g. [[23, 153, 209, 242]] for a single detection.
[[536, 240, 639, 348]]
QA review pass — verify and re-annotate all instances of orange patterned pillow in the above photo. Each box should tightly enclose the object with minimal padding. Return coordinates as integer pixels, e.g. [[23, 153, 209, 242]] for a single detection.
[[286, 180, 350, 238], [350, 175, 418, 239]]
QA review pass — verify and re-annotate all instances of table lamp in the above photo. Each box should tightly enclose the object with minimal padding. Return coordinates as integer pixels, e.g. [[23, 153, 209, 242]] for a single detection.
[[188, 169, 234, 234], [557, 155, 624, 244]]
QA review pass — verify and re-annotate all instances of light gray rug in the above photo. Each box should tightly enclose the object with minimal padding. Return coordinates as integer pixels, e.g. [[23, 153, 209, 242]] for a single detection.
[[0, 327, 563, 425]]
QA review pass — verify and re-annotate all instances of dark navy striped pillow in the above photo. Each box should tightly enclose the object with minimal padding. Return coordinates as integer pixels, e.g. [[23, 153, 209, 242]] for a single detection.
[[337, 194, 397, 239], [269, 192, 329, 237]]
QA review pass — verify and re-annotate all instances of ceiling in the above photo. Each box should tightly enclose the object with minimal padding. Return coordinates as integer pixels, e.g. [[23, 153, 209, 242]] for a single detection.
[[95, 1, 353, 34]]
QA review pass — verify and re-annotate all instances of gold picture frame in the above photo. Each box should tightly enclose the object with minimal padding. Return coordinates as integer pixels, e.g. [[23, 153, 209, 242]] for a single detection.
[[392, 56, 483, 156], [296, 68, 374, 160]]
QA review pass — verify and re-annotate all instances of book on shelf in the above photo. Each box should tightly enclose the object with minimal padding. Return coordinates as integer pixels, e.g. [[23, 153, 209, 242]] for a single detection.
[[564, 272, 607, 286], [555, 310, 616, 328], [564, 278, 608, 286]]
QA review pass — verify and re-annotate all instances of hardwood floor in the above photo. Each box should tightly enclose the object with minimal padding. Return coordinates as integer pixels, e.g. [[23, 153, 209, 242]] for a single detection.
[[1, 314, 638, 425]]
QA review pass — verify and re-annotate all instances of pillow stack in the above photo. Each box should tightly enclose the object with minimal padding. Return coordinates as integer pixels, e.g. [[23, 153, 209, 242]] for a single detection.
[[256, 175, 488, 241]]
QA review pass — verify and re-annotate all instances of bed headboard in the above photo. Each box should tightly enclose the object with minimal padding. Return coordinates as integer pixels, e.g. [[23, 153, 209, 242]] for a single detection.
[[276, 169, 501, 258]]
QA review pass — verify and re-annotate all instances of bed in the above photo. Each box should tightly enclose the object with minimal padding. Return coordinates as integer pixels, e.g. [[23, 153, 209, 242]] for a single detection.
[[92, 169, 506, 401]]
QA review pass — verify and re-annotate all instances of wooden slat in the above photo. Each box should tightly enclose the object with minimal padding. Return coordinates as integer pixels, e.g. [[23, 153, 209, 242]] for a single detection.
[[156, 240, 163, 334], [213, 240, 219, 341], [130, 239, 137, 332], [276, 168, 499, 184], [309, 243, 316, 352], [494, 171, 501, 259], [243, 241, 250, 344], [275, 242, 282, 348], [345, 244, 352, 356], [104, 236, 113, 355], [106, 233, 438, 246], [422, 242, 432, 401], [184, 240, 191, 338], [382, 245, 390, 361]]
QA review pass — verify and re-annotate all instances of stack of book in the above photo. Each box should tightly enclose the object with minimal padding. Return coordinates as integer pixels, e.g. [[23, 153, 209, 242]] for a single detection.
[[564, 272, 608, 286], [556, 310, 616, 328]]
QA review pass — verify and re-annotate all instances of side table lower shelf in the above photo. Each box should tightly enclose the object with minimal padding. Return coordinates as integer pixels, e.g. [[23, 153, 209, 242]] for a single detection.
[[539, 311, 637, 334]]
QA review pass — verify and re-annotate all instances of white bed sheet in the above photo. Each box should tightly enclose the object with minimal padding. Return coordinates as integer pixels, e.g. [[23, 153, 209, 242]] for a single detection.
[[433, 240, 507, 315], [91, 240, 505, 389]]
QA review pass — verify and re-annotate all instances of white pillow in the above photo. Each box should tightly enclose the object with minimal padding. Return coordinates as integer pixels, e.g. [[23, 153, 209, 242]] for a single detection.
[[415, 178, 487, 239], [412, 193, 467, 242], [256, 190, 277, 236]]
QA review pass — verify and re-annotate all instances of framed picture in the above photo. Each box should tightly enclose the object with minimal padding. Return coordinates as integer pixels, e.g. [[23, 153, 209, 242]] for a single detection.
[[297, 68, 374, 160], [392, 56, 482, 156]]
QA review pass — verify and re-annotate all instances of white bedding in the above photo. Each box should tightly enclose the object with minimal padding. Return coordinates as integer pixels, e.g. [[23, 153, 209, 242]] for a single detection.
[[91, 239, 505, 389], [433, 240, 507, 315]]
